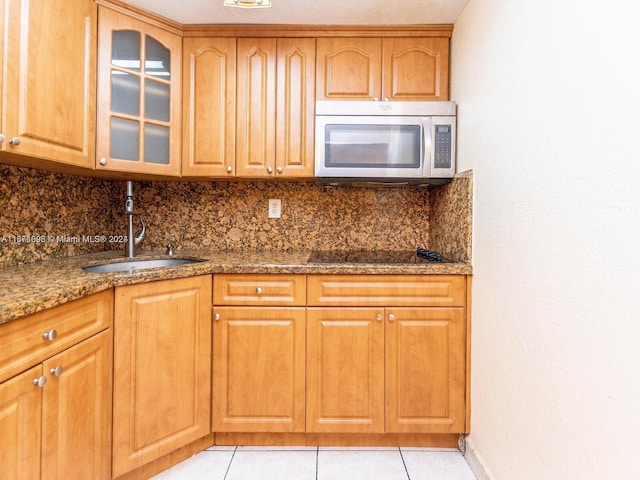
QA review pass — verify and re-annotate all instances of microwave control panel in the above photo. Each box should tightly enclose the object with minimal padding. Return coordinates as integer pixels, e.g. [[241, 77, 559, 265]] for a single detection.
[[434, 124, 452, 169]]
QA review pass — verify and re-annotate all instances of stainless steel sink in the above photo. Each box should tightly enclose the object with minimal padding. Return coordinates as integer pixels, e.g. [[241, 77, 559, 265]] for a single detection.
[[82, 258, 201, 274]]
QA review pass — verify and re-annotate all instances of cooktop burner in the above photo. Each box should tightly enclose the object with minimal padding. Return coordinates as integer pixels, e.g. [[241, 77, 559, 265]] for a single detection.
[[308, 248, 453, 264]]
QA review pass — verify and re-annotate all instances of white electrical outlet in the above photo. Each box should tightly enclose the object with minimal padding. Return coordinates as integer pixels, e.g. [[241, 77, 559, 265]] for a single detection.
[[268, 199, 281, 219]]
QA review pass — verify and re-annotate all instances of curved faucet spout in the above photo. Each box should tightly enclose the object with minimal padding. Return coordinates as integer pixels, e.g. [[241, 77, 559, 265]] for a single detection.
[[134, 219, 145, 248]]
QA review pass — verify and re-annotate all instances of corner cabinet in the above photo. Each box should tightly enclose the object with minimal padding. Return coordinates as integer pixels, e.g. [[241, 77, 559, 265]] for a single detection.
[[96, 6, 182, 176], [316, 37, 449, 101], [112, 275, 212, 478], [0, 290, 113, 480], [0, 0, 96, 170]]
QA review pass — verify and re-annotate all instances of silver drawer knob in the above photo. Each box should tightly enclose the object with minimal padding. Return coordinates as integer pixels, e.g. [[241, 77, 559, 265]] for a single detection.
[[276, 166, 283, 174], [388, 314, 396, 322], [33, 376, 47, 388], [42, 329, 58, 341], [256, 287, 262, 295], [214, 313, 221, 321], [8, 136, 20, 146], [376, 313, 383, 322], [0, 134, 5, 143], [266, 166, 273, 174], [226, 165, 233, 173], [99, 157, 107, 165], [50, 366, 63, 377]]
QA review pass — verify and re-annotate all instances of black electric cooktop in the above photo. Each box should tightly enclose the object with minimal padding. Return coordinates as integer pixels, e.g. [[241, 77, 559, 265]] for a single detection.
[[308, 248, 454, 264]]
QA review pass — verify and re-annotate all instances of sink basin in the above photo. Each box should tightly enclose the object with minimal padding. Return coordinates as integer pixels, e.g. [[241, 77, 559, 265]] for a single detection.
[[82, 258, 201, 274]]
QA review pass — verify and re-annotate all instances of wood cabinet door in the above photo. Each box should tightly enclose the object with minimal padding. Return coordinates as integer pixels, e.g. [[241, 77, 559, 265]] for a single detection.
[[113, 276, 212, 477], [41, 330, 112, 480], [236, 38, 276, 177], [316, 38, 382, 100], [275, 38, 315, 178], [212, 307, 305, 432], [385, 307, 465, 433], [306, 307, 385, 433], [0, 365, 42, 480], [182, 37, 236, 177], [96, 7, 181, 176], [382, 38, 449, 101], [1, 0, 96, 168]]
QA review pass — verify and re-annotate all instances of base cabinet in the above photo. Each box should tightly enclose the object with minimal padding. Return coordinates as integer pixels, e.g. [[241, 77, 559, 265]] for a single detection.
[[212, 274, 306, 433], [112, 275, 212, 477], [307, 275, 467, 434], [0, 291, 113, 480]]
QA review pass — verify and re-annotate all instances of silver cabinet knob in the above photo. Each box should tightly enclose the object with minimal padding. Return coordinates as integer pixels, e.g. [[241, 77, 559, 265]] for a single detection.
[[374, 97, 379, 101], [376, 313, 383, 322], [50, 366, 63, 377], [214, 313, 221, 321], [8, 137, 20, 146], [256, 287, 262, 295], [266, 166, 273, 174], [42, 329, 58, 341], [99, 157, 107, 165], [388, 314, 396, 322], [276, 166, 283, 174], [0, 134, 5, 143], [226, 165, 233, 173], [383, 97, 390, 102], [33, 376, 47, 388]]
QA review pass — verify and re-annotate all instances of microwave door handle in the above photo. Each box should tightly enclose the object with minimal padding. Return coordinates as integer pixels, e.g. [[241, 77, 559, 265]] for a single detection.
[[422, 118, 433, 176]]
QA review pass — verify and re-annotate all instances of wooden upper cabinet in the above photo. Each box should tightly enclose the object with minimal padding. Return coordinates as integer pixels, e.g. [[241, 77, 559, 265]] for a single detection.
[[0, 0, 96, 169], [182, 37, 236, 177], [236, 38, 277, 178], [317, 37, 449, 101], [276, 38, 315, 178], [96, 6, 182, 176], [382, 38, 449, 101], [235, 37, 315, 179], [316, 38, 382, 100]]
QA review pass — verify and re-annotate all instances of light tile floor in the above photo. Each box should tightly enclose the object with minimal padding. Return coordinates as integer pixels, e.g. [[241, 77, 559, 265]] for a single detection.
[[152, 446, 477, 480]]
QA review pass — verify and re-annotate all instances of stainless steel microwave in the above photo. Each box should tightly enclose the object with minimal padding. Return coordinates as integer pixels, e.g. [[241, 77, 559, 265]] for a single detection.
[[315, 100, 456, 185]]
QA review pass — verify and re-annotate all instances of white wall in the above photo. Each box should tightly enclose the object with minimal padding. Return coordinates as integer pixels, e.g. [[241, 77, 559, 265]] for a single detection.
[[451, 1, 640, 478]]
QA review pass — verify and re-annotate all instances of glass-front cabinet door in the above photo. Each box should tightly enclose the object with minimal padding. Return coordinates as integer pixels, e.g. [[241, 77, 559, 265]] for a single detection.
[[96, 6, 181, 176]]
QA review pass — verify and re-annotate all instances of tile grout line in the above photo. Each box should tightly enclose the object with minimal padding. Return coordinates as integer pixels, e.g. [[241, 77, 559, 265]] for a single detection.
[[399, 447, 412, 480], [222, 446, 238, 480]]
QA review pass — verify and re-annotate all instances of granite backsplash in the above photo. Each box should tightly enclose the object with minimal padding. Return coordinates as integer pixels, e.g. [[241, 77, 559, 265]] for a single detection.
[[3, 164, 479, 268]]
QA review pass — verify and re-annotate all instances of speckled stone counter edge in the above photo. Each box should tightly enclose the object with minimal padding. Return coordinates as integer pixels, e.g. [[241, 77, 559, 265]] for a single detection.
[[0, 249, 472, 325]]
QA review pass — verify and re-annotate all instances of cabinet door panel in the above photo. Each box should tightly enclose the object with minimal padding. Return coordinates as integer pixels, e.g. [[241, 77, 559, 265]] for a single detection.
[[97, 7, 181, 176], [2, 0, 96, 168], [236, 38, 276, 177], [42, 330, 112, 480], [316, 38, 381, 100], [382, 38, 449, 100], [113, 276, 212, 477], [276, 38, 315, 177], [386, 307, 465, 433], [182, 37, 236, 177], [213, 307, 305, 432], [306, 308, 384, 433], [0, 366, 42, 480]]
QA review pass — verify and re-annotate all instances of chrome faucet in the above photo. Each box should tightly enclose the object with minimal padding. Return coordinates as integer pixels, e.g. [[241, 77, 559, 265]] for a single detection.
[[125, 181, 145, 258]]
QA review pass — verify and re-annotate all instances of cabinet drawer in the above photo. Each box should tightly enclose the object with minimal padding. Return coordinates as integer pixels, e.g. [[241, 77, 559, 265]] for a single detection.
[[307, 275, 465, 307], [213, 274, 306, 306], [0, 290, 113, 383]]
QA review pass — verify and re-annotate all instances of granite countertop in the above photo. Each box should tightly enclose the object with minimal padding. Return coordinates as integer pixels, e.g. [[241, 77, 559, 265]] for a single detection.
[[0, 250, 472, 325]]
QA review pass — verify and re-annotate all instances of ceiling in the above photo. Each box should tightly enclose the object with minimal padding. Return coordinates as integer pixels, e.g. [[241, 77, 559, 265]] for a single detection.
[[120, 0, 468, 25]]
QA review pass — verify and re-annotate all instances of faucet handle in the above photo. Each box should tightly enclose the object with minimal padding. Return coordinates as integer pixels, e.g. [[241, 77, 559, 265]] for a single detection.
[[166, 243, 174, 256]]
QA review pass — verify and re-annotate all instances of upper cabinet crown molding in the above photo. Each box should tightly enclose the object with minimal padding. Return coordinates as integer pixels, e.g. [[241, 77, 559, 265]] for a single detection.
[[182, 24, 453, 38], [96, 0, 183, 35]]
